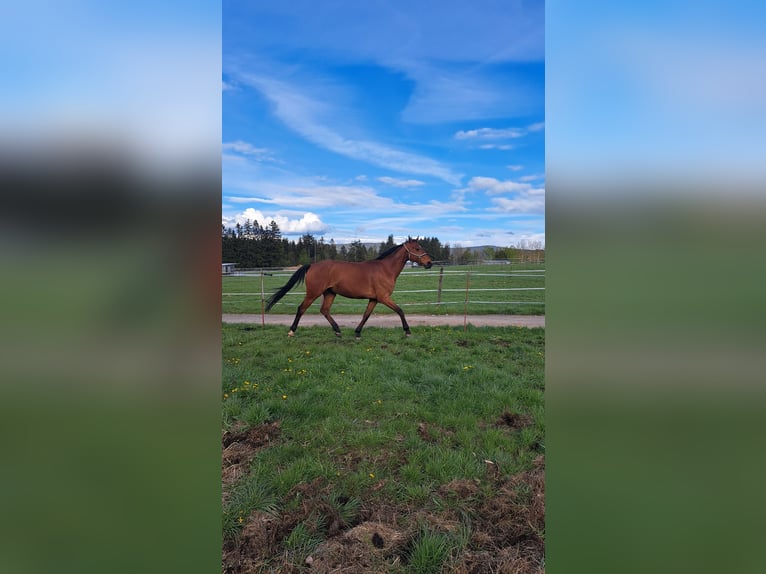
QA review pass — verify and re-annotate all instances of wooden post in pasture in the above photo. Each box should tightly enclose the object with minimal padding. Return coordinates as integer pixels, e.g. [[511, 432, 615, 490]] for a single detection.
[[437, 266, 444, 309], [463, 272, 471, 332]]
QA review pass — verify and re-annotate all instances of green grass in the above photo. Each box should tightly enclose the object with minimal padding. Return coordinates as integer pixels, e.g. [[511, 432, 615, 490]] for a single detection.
[[222, 323, 545, 570], [404, 523, 471, 574], [222, 476, 279, 540], [284, 521, 324, 566], [222, 262, 545, 315]]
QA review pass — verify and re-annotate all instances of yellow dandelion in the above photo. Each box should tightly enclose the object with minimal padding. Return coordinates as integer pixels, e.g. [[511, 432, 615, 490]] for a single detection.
[[282, 395, 287, 400], [223, 393, 229, 399], [369, 473, 375, 479], [238, 516, 243, 523]]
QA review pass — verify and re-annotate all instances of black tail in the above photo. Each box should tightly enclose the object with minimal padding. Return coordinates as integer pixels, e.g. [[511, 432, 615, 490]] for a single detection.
[[265, 265, 310, 311]]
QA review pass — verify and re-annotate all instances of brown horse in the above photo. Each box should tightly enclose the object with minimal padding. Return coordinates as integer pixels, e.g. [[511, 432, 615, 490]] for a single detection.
[[265, 238, 433, 338]]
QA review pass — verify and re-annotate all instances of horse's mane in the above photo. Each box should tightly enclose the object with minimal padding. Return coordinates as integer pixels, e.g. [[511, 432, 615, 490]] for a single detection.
[[375, 243, 404, 260]]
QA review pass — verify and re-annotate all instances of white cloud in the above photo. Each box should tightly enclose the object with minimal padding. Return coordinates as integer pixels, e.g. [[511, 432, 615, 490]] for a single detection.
[[223, 140, 271, 157], [479, 144, 514, 150], [377, 176, 426, 188], [222, 153, 249, 164], [237, 74, 463, 185], [456, 127, 526, 140], [507, 164, 524, 171], [226, 183, 399, 210], [454, 122, 544, 148], [223, 208, 328, 234], [489, 196, 545, 214], [468, 176, 531, 194], [466, 176, 545, 214]]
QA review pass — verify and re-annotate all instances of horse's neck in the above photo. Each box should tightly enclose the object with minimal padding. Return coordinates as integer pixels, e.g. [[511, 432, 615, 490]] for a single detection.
[[380, 245, 408, 277]]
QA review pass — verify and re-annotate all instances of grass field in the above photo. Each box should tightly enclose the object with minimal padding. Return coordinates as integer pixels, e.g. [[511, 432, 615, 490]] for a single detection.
[[222, 262, 545, 316], [222, 323, 545, 573]]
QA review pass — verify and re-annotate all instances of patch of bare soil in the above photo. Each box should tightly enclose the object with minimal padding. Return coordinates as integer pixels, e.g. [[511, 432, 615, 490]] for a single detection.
[[454, 455, 545, 574], [309, 522, 408, 573], [221, 421, 281, 497], [223, 477, 365, 574], [221, 421, 545, 573], [417, 421, 456, 443], [496, 410, 535, 431], [439, 478, 482, 500]]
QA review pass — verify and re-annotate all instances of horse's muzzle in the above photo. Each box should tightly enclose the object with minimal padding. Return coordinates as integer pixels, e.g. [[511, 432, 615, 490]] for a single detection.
[[424, 262, 433, 269]]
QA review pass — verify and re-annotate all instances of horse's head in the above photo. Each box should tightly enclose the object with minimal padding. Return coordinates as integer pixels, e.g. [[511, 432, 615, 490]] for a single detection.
[[403, 238, 433, 269]]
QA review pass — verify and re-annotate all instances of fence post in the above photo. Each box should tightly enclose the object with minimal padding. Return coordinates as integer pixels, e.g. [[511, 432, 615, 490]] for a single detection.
[[260, 271, 265, 328], [463, 272, 471, 331], [437, 266, 444, 308]]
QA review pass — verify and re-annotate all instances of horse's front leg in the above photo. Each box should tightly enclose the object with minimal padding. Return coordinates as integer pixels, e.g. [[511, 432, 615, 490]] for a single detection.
[[354, 299, 378, 339], [378, 296, 410, 336]]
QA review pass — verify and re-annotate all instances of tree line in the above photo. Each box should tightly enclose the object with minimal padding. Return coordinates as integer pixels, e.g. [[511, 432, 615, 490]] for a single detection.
[[222, 219, 541, 268]]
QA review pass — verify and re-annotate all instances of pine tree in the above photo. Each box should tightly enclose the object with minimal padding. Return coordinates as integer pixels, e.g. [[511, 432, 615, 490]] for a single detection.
[[347, 240, 367, 262]]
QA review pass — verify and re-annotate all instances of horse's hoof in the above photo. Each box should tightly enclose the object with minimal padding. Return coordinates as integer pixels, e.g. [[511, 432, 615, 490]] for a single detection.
[[334, 331, 342, 338], [287, 330, 295, 337]]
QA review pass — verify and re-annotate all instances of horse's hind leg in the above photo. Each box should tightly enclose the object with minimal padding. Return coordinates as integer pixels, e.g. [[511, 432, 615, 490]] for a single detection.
[[320, 291, 341, 337], [288, 294, 319, 337], [354, 299, 378, 339]]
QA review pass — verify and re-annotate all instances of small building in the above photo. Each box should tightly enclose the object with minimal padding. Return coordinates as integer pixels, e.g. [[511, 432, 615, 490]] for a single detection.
[[222, 262, 237, 275]]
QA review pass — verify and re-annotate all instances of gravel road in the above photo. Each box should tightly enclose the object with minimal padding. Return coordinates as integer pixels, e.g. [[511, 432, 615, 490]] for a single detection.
[[222, 314, 544, 329]]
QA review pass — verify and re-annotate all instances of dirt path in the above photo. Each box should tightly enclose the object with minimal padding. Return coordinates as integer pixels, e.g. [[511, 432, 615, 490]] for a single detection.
[[222, 313, 544, 329]]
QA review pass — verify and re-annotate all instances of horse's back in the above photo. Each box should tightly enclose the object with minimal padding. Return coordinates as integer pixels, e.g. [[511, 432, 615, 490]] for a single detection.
[[305, 259, 388, 299]]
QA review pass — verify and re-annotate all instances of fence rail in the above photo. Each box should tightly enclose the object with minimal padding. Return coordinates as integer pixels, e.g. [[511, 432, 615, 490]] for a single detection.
[[223, 263, 545, 317]]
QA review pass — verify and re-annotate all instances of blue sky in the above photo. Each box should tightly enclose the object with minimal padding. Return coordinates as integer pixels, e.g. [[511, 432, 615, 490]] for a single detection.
[[223, 1, 544, 248]]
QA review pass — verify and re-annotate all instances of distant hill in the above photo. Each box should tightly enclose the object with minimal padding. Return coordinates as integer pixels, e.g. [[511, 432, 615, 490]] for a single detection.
[[464, 245, 500, 254]]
